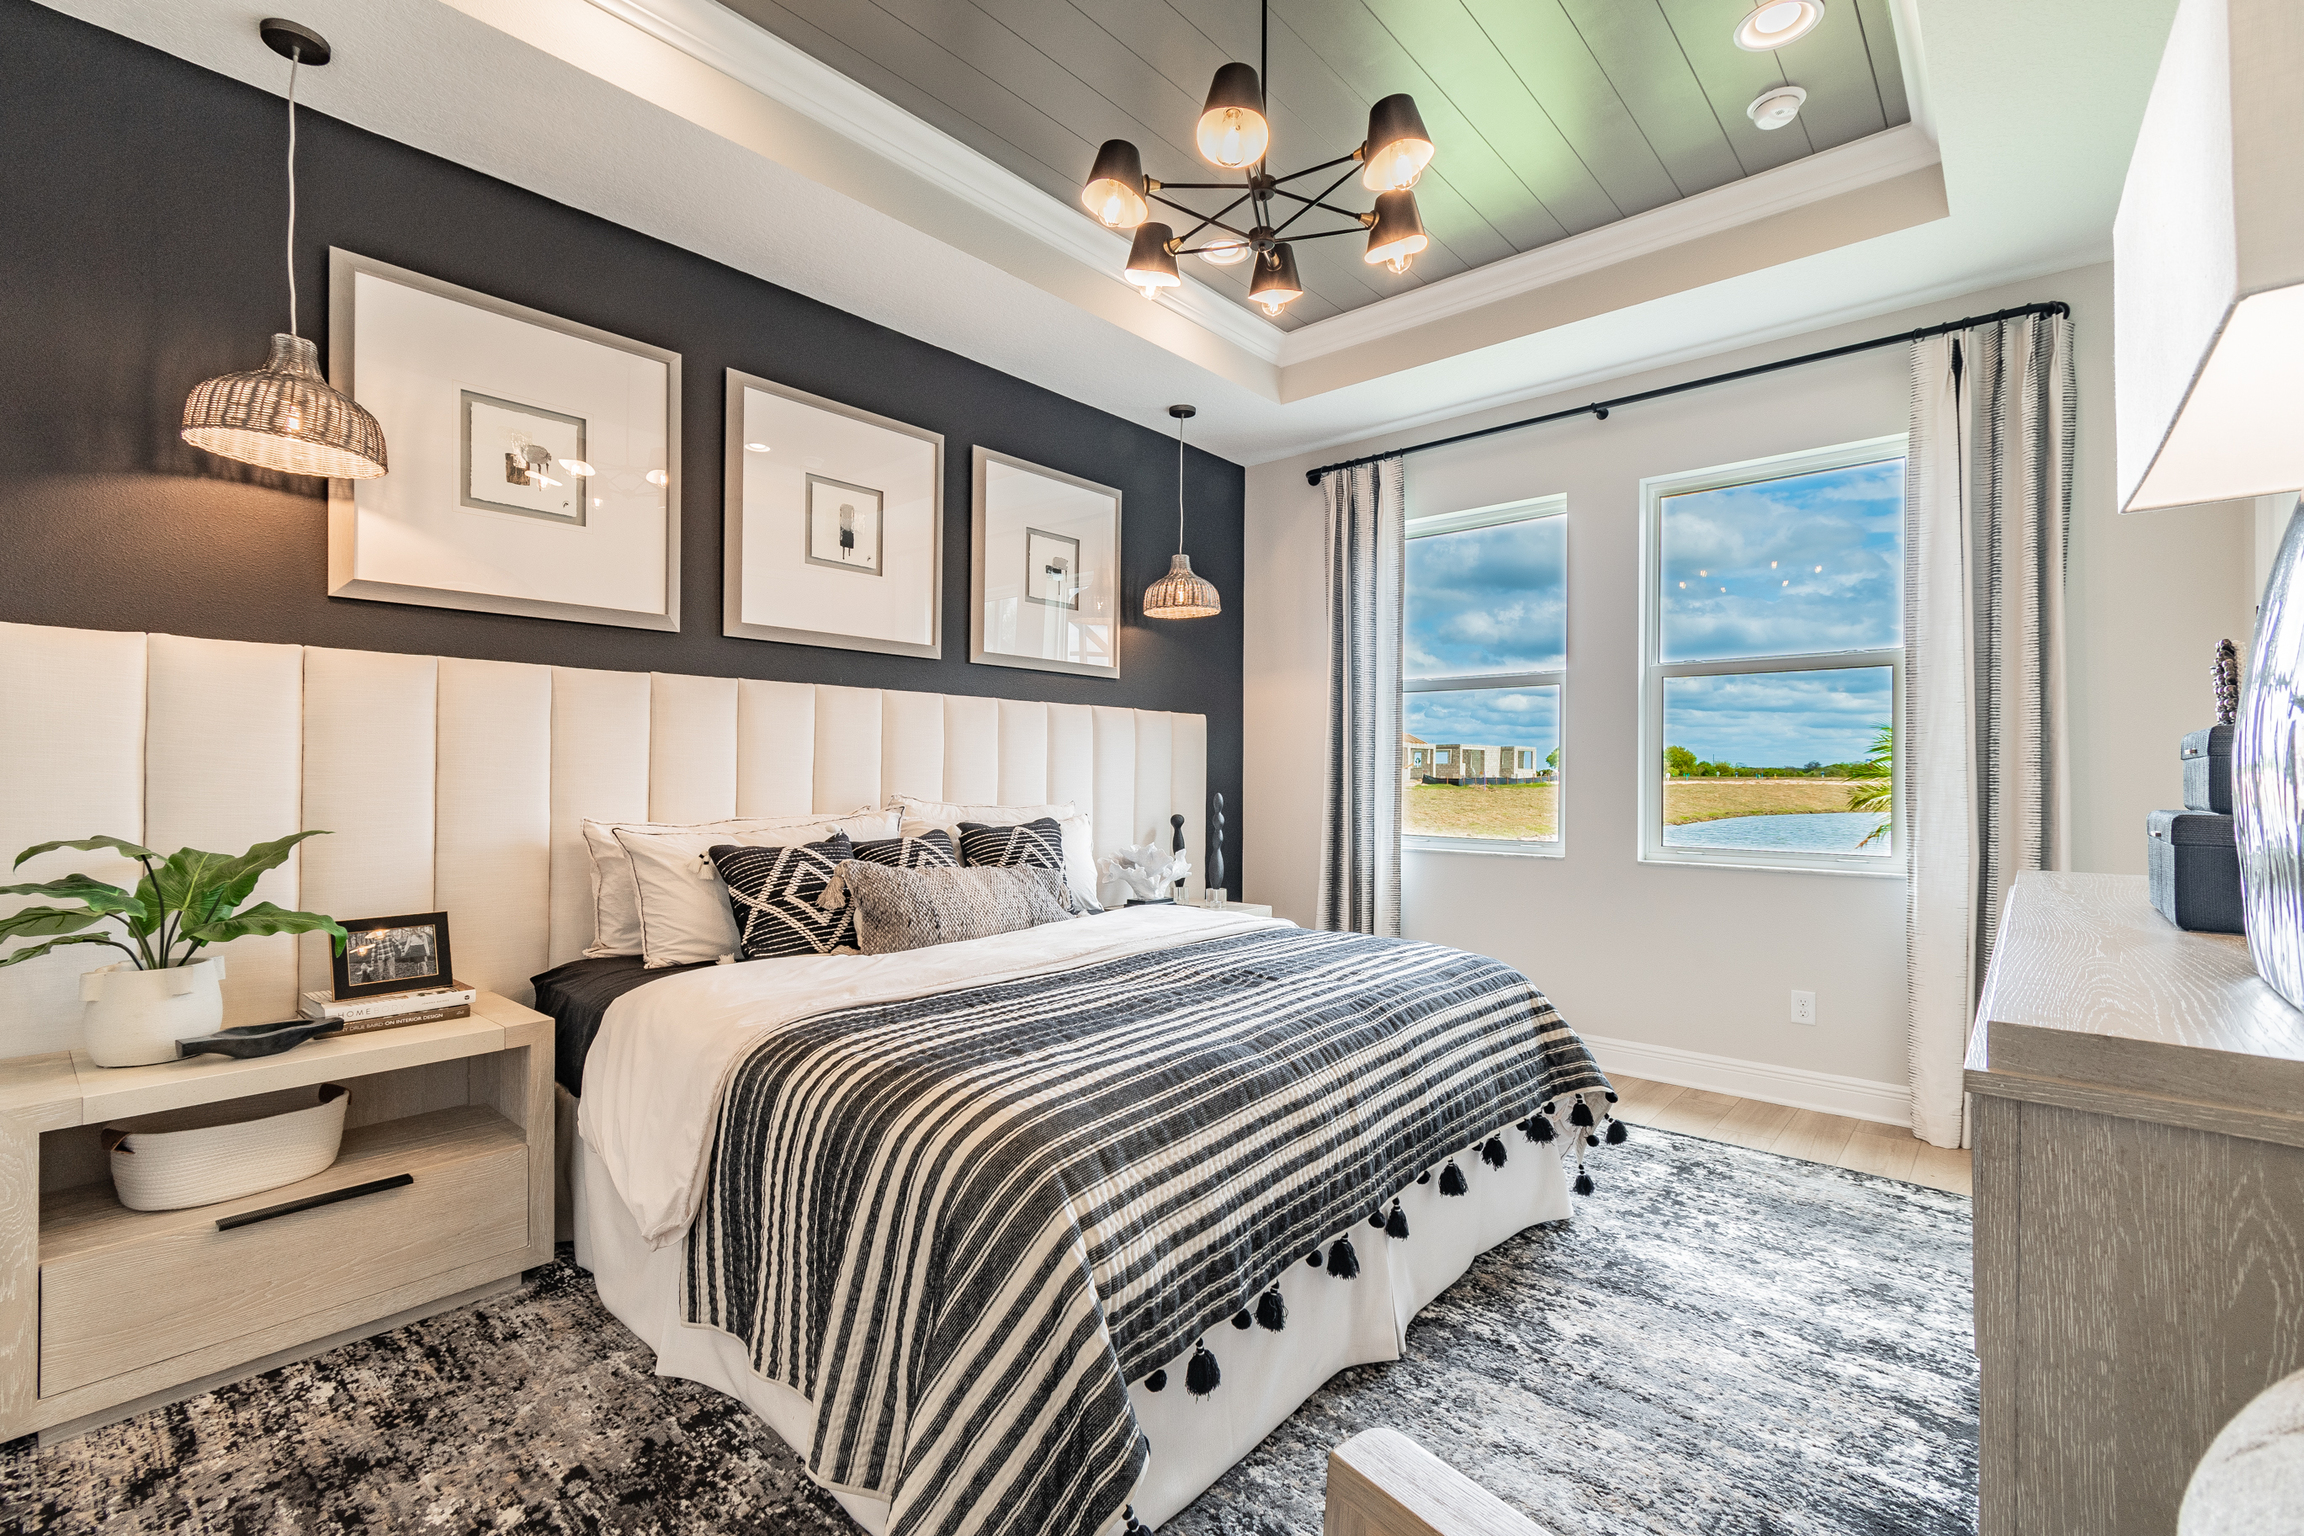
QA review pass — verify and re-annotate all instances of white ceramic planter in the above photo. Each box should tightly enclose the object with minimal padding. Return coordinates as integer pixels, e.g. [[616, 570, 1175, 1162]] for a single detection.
[[106, 1082, 348, 1212], [79, 956, 227, 1068]]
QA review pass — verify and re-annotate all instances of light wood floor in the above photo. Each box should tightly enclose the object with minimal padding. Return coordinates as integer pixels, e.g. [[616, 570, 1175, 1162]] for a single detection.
[[1610, 1075, 1972, 1196]]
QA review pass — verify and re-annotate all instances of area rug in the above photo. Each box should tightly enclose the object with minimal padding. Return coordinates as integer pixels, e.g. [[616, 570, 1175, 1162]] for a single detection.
[[0, 1127, 1975, 1536]]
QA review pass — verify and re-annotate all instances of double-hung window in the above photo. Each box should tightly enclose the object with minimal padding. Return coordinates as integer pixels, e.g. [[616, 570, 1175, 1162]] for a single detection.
[[1403, 494, 1566, 854], [1639, 438, 1905, 872]]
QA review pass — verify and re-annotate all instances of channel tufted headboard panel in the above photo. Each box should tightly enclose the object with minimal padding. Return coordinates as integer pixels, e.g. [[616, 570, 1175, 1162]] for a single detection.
[[0, 622, 1207, 1056]]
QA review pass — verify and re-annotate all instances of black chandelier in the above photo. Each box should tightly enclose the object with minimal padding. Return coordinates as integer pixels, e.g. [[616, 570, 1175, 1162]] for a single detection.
[[1079, 4, 1433, 319]]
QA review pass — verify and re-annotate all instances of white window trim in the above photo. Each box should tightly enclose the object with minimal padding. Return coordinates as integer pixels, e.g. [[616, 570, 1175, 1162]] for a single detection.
[[1404, 493, 1568, 861], [1636, 436, 1907, 877]]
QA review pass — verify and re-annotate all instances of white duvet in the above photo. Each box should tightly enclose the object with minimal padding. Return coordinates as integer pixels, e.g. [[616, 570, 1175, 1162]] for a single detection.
[[577, 904, 1285, 1247]]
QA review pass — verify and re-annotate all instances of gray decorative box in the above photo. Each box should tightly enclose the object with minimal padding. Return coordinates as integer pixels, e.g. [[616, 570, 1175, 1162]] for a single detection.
[[2182, 724, 2235, 814], [2147, 809, 2243, 933]]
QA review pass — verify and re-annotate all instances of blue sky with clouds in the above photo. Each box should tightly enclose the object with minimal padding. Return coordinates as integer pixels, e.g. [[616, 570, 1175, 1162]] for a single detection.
[[1402, 464, 1900, 770], [1660, 458, 1902, 662], [1406, 686, 1559, 761], [1664, 668, 1892, 768], [1407, 514, 1565, 676]]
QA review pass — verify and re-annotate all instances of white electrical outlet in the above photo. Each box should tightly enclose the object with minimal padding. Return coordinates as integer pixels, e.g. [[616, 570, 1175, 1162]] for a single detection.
[[1790, 990, 1816, 1025]]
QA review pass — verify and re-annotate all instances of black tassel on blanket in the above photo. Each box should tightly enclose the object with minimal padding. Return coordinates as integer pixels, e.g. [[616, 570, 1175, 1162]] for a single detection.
[[1607, 1118, 1628, 1144], [1327, 1236, 1360, 1278], [1438, 1161, 1468, 1197], [1385, 1200, 1409, 1239], [1255, 1286, 1286, 1332], [1186, 1340, 1221, 1397], [1569, 1096, 1595, 1128], [1482, 1136, 1508, 1168]]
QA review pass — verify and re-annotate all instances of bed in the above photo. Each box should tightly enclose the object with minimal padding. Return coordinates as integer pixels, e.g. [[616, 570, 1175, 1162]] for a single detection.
[[561, 904, 1613, 1536]]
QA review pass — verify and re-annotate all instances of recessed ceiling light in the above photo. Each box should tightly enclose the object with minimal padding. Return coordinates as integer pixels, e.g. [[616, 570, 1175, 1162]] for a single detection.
[[1197, 236, 1251, 267], [1746, 86, 1808, 130], [745, 442, 771, 452], [1734, 0, 1824, 51]]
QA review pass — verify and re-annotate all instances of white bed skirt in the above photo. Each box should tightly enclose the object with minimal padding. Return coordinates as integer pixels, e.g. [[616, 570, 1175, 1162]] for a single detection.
[[574, 1135, 1570, 1531]]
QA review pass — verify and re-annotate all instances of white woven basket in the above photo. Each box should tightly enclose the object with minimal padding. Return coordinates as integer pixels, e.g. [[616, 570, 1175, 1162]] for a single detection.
[[105, 1083, 349, 1213]]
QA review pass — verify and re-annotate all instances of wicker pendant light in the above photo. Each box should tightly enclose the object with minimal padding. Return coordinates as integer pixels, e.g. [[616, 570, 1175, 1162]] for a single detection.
[[1143, 405, 1221, 620], [181, 20, 387, 480]]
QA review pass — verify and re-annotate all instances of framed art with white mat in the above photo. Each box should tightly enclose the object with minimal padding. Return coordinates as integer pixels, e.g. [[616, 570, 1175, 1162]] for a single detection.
[[325, 249, 680, 631], [971, 446, 1121, 679], [723, 371, 943, 658]]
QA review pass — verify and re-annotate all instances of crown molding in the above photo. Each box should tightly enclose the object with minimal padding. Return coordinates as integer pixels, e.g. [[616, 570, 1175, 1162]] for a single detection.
[[1272, 125, 1945, 368], [584, 0, 1286, 365]]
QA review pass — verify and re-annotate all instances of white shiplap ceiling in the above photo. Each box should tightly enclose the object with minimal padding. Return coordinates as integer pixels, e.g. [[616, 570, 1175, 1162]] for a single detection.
[[44, 0, 2177, 463]]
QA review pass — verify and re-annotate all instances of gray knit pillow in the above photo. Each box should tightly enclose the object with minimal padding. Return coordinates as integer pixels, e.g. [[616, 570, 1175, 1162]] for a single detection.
[[836, 860, 1076, 955]]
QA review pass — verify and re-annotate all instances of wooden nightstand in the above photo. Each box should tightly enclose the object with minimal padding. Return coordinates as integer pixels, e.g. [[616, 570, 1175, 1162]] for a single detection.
[[0, 993, 553, 1445]]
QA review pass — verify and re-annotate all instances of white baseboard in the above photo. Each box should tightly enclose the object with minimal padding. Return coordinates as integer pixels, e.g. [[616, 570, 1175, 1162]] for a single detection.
[[1580, 1033, 1912, 1127]]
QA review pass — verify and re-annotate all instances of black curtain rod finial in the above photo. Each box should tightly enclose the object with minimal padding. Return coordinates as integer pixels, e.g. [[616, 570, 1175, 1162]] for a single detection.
[[1301, 298, 2069, 486]]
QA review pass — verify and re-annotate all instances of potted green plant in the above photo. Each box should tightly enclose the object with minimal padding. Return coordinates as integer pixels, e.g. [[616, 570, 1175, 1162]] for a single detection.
[[0, 833, 348, 1067]]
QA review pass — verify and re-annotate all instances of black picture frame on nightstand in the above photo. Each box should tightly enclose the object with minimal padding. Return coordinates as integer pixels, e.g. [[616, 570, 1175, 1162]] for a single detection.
[[331, 911, 455, 1000]]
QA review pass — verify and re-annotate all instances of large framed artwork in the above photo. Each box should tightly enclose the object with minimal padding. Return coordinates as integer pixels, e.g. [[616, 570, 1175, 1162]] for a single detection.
[[723, 371, 942, 657], [972, 447, 1121, 679], [326, 249, 681, 631]]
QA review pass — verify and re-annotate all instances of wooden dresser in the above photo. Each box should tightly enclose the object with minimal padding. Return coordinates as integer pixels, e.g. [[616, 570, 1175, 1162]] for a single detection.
[[1968, 872, 2304, 1534]]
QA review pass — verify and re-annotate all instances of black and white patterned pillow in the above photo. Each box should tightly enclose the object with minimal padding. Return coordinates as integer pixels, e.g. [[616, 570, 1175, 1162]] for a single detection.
[[838, 861, 1076, 955], [853, 828, 958, 870], [957, 818, 1096, 912], [708, 835, 856, 959]]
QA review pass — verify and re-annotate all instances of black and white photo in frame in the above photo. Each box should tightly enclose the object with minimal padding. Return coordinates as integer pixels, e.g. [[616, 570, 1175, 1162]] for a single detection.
[[972, 446, 1121, 679], [724, 370, 941, 657], [462, 391, 587, 524], [325, 250, 681, 631], [331, 911, 455, 1000], [1025, 528, 1080, 609], [804, 474, 884, 575]]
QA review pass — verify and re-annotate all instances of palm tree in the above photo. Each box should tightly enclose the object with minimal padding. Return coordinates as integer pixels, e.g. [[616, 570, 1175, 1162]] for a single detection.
[[1848, 723, 1892, 846]]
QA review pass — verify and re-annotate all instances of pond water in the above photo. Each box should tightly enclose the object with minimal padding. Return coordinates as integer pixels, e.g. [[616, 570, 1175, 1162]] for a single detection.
[[1664, 811, 1891, 854]]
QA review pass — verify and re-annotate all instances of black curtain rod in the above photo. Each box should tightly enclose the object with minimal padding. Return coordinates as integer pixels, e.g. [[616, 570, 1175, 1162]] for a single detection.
[[1303, 299, 2070, 486]]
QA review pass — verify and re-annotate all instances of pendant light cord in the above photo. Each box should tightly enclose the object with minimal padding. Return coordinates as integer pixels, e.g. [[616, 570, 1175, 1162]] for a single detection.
[[286, 48, 301, 337], [1176, 418, 1187, 554]]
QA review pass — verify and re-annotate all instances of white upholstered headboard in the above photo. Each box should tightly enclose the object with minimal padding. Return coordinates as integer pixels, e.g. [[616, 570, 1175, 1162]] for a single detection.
[[0, 621, 1208, 1056]]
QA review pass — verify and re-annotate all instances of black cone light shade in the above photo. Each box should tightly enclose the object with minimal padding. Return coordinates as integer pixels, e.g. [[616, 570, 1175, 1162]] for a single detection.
[[1124, 223, 1180, 299], [1360, 93, 1435, 191], [1363, 190, 1427, 274], [1248, 242, 1303, 317], [1196, 62, 1270, 169], [1081, 138, 1148, 228]]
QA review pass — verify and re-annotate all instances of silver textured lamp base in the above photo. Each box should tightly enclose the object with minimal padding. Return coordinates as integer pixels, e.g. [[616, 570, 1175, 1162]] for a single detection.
[[2236, 497, 2304, 1006]]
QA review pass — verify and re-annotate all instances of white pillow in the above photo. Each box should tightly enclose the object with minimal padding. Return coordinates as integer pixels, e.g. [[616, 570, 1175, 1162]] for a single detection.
[[890, 796, 1104, 914], [584, 809, 893, 960]]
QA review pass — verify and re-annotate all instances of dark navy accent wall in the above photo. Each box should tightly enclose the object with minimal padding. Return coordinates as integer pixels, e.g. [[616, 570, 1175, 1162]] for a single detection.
[[0, 1, 1245, 886]]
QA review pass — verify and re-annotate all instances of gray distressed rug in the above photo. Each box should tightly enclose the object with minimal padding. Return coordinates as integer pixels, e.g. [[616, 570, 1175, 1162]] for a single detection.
[[0, 1128, 1976, 1535]]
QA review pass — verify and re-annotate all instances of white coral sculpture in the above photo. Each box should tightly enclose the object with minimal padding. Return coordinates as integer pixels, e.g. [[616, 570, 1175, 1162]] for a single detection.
[[1102, 841, 1191, 902]]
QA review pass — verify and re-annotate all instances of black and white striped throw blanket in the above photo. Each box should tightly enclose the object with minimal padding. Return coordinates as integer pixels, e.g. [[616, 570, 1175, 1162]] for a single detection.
[[681, 925, 1613, 1536]]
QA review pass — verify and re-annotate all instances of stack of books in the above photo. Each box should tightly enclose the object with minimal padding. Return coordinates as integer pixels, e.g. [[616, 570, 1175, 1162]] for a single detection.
[[300, 981, 477, 1034]]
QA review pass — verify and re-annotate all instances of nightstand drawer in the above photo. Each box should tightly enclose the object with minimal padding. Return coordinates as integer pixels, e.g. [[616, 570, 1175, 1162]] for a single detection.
[[39, 1107, 528, 1398]]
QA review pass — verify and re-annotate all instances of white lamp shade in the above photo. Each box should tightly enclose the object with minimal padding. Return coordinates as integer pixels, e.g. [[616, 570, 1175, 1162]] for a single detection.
[[2115, 0, 2304, 512]]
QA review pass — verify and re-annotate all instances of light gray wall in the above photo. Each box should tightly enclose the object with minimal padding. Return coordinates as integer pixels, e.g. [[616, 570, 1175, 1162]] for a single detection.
[[1242, 262, 2257, 1094]]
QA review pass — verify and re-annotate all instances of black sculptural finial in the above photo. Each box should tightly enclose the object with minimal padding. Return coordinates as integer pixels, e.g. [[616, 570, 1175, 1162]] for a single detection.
[[1210, 792, 1227, 901], [1171, 813, 1187, 893], [2216, 638, 2241, 727]]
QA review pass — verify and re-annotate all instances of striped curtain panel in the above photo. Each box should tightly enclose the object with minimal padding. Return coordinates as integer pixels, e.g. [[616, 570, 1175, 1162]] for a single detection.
[[1903, 313, 2075, 1147], [1318, 457, 1406, 937]]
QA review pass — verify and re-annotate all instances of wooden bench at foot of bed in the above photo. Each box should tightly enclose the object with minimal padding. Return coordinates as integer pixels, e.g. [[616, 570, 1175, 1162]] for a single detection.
[[1325, 1429, 1552, 1536]]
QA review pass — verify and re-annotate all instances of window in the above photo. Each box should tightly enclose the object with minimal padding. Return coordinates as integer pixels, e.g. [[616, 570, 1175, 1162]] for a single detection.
[[1404, 495, 1566, 853], [1639, 439, 1903, 871]]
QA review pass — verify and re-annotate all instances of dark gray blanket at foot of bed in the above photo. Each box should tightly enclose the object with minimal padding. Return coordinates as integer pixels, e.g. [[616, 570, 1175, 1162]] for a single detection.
[[683, 925, 1616, 1536]]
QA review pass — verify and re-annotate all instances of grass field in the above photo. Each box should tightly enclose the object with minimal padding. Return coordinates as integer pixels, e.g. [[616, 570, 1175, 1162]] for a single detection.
[[1404, 777, 1864, 841]]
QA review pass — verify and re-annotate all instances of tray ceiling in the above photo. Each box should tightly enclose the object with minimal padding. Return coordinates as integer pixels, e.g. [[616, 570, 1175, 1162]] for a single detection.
[[715, 0, 1911, 329]]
